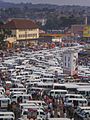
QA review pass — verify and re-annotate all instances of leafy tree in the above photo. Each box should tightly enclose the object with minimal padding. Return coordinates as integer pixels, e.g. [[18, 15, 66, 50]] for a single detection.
[[0, 21, 11, 50], [43, 15, 83, 30]]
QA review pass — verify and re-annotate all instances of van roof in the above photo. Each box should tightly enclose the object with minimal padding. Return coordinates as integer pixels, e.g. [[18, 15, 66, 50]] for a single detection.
[[0, 98, 10, 100], [77, 106, 90, 110], [77, 88, 90, 91], [0, 116, 14, 119], [12, 94, 31, 96], [53, 83, 79, 88], [0, 112, 14, 114], [68, 98, 87, 101], [10, 88, 26, 90], [83, 110, 90, 113], [50, 89, 68, 92], [20, 105, 42, 109], [37, 82, 53, 86], [65, 94, 83, 96], [48, 118, 71, 120], [76, 83, 90, 85], [26, 100, 45, 103], [0, 87, 4, 89], [20, 103, 36, 106], [30, 87, 43, 90]]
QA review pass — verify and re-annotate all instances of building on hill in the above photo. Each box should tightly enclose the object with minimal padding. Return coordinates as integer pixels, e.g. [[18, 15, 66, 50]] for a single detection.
[[1, 19, 39, 48], [71, 25, 84, 37]]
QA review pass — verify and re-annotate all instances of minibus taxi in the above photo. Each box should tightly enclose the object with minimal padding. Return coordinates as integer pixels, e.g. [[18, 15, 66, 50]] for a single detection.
[[78, 109, 90, 120], [10, 91, 25, 97], [0, 87, 5, 95], [53, 83, 78, 93], [37, 109, 46, 120], [27, 87, 43, 94], [22, 108, 46, 120], [11, 83, 24, 88], [5, 81, 12, 90], [77, 88, 90, 98], [48, 118, 70, 120], [20, 103, 37, 109], [0, 66, 7, 72], [11, 94, 32, 103], [0, 98, 11, 109], [37, 82, 53, 91], [74, 106, 90, 120], [64, 98, 88, 107], [64, 94, 84, 102], [41, 78, 54, 83], [11, 79, 21, 84], [0, 112, 15, 120], [10, 88, 27, 94], [41, 73, 55, 78], [75, 106, 90, 115], [53, 83, 66, 90], [26, 100, 48, 109], [20, 103, 44, 110], [48, 89, 68, 98]]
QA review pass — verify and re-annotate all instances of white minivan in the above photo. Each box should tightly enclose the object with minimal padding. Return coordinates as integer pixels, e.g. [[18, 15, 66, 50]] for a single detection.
[[0, 112, 15, 120], [22, 108, 46, 120], [26, 100, 48, 109], [64, 98, 88, 107], [64, 94, 84, 102], [0, 98, 11, 109], [11, 94, 32, 103], [48, 89, 68, 98]]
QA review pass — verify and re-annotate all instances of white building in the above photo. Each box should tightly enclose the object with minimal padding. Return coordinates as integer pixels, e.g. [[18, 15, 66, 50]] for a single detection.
[[63, 50, 78, 76], [2, 19, 39, 48]]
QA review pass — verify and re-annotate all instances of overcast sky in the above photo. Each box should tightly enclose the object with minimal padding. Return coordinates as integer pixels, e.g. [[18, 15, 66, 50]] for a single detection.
[[3, 0, 90, 6]]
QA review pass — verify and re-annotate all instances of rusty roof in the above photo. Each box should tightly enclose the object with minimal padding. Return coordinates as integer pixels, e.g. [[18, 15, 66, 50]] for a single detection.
[[2, 19, 38, 29]]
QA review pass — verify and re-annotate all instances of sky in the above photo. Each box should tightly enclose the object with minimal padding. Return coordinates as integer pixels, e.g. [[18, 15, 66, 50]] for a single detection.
[[3, 0, 90, 6]]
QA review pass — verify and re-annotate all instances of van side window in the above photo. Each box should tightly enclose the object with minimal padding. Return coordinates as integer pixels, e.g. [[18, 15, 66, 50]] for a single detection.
[[12, 96, 16, 99], [50, 92, 54, 96], [55, 92, 59, 95]]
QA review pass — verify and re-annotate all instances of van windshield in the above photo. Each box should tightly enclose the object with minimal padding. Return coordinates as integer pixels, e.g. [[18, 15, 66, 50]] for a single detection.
[[40, 112, 45, 115]]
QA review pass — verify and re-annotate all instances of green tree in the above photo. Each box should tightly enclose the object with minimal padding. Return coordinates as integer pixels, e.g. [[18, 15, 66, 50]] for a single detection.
[[44, 15, 83, 30], [0, 21, 11, 50]]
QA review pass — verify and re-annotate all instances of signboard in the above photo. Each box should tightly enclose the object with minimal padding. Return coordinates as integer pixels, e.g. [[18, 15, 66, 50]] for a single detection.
[[52, 38, 62, 42], [83, 26, 90, 37]]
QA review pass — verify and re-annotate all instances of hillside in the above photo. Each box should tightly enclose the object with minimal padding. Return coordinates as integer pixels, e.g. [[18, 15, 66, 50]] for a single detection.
[[0, 1, 90, 29]]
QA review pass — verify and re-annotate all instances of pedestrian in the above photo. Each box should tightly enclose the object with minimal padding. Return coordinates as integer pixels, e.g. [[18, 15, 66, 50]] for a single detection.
[[69, 108, 73, 120], [57, 111, 60, 118], [53, 102, 57, 109], [49, 102, 53, 110], [63, 106, 65, 113], [47, 111, 51, 118], [44, 95, 47, 102], [50, 113, 54, 118], [64, 112, 67, 118], [52, 110, 54, 117], [57, 98, 59, 105]]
